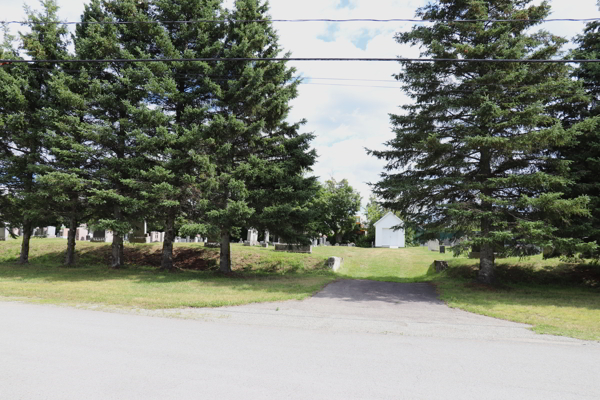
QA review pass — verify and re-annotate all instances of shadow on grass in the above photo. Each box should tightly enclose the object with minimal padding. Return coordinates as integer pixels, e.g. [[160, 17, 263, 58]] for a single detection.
[[0, 243, 335, 297], [444, 261, 600, 288], [435, 262, 600, 312], [0, 264, 336, 296]]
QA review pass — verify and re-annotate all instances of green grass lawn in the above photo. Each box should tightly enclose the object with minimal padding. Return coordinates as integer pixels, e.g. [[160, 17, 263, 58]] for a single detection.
[[1, 238, 599, 341], [0, 239, 336, 308], [433, 255, 600, 341]]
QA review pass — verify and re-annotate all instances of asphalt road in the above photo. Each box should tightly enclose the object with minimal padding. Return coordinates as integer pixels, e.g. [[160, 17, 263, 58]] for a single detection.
[[1, 280, 599, 399]]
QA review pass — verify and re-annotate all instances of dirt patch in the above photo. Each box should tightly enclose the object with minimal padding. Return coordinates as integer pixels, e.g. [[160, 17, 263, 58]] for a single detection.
[[82, 246, 219, 271]]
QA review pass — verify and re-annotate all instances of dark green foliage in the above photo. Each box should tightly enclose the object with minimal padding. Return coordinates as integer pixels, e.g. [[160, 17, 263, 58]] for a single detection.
[[314, 179, 361, 244], [553, 15, 600, 257], [200, 0, 318, 272], [370, 0, 593, 283], [0, 0, 70, 263], [75, 0, 168, 267]]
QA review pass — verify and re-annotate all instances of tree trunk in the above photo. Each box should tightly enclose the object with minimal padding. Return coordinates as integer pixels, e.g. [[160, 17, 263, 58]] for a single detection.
[[160, 210, 176, 271], [18, 220, 32, 264], [478, 243, 495, 284], [477, 214, 495, 284], [111, 234, 123, 268], [119, 239, 124, 267], [219, 230, 231, 273], [111, 205, 125, 268], [65, 217, 78, 266], [477, 147, 495, 284]]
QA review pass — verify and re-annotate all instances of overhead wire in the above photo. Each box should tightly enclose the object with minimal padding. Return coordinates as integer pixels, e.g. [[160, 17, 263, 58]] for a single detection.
[[1, 57, 599, 64], [1, 18, 599, 25]]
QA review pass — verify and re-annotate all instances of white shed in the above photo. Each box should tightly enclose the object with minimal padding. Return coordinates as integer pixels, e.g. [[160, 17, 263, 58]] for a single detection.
[[374, 212, 405, 248]]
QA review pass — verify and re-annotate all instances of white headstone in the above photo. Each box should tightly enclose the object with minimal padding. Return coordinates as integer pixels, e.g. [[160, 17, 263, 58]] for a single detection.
[[46, 226, 56, 238], [264, 230, 270, 243]]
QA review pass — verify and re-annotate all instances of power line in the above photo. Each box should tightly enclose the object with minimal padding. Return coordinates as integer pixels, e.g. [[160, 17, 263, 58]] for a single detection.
[[1, 18, 599, 25], [1, 57, 599, 64]]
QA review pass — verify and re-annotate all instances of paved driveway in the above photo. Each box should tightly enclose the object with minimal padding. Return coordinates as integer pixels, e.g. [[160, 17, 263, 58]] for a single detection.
[[144, 279, 584, 342], [1, 280, 598, 400]]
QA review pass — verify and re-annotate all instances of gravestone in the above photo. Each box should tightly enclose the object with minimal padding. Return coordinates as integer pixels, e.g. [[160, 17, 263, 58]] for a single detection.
[[434, 260, 448, 272], [312, 239, 318, 246], [274, 244, 312, 254], [327, 256, 342, 272], [149, 231, 163, 243], [76, 226, 88, 241], [264, 230, 270, 244], [325, 241, 331, 246], [246, 228, 259, 246], [261, 243, 269, 248], [205, 242, 220, 248], [130, 221, 149, 243], [0, 227, 10, 241], [427, 240, 440, 252], [439, 245, 446, 254], [92, 230, 106, 242], [46, 226, 57, 238], [239, 238, 244, 244], [334, 243, 339, 247], [319, 237, 324, 246]]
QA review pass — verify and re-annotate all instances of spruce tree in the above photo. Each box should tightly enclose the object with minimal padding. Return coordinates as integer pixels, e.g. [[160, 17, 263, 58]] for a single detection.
[[139, 0, 223, 271], [0, 0, 70, 263], [204, 0, 318, 272], [75, 0, 166, 267], [370, 0, 592, 283], [553, 13, 600, 255]]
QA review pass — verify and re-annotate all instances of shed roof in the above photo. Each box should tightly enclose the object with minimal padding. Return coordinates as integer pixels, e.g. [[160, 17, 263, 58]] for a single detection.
[[373, 211, 403, 227]]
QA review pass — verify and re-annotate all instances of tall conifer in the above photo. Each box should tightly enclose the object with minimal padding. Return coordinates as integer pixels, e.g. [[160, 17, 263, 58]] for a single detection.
[[370, 0, 592, 283], [204, 0, 318, 272], [75, 0, 166, 267], [0, 0, 70, 263]]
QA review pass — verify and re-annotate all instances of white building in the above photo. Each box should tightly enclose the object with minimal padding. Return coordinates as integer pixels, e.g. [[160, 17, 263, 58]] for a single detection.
[[374, 212, 405, 248]]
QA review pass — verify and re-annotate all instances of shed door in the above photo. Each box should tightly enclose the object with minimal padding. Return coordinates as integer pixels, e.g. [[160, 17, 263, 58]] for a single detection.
[[381, 228, 394, 246]]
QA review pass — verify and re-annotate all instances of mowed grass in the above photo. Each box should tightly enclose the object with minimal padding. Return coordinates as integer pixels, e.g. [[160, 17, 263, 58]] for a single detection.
[[321, 245, 456, 281], [0, 239, 336, 308], [434, 255, 600, 341]]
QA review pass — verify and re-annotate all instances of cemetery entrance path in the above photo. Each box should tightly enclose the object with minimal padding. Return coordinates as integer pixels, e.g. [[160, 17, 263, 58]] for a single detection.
[[1, 280, 599, 399]]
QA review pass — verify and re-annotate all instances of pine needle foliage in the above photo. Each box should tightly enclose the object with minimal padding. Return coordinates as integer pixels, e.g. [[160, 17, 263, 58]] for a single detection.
[[370, 0, 594, 283]]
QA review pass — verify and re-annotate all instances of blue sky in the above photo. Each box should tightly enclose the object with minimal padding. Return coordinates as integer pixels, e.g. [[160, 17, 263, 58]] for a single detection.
[[2, 0, 599, 212]]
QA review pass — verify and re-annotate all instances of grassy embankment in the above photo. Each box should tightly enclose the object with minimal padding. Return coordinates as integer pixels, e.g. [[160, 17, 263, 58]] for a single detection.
[[0, 239, 336, 308], [1, 239, 598, 340]]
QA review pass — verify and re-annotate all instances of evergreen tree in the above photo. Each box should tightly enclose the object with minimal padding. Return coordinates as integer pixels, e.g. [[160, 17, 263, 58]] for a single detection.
[[140, 0, 223, 271], [370, 0, 592, 283], [36, 40, 102, 265], [75, 0, 166, 267], [203, 0, 318, 272], [0, 0, 70, 263], [554, 10, 600, 256]]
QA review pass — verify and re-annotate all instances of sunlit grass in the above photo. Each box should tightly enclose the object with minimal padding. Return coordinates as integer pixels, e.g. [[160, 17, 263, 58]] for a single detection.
[[0, 239, 336, 308]]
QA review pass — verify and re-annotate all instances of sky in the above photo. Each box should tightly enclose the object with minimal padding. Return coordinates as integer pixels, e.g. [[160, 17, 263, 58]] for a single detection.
[[2, 0, 599, 212]]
